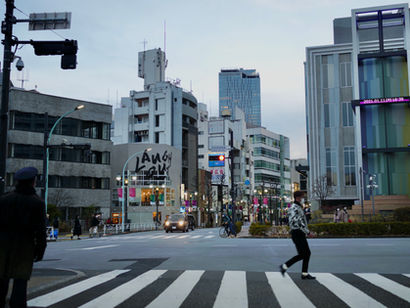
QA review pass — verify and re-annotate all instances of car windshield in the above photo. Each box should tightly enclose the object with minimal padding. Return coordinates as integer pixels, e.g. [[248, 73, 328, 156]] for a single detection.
[[169, 214, 184, 222]]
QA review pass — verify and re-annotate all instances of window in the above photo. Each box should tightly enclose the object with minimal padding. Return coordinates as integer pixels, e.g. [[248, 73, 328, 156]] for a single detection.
[[342, 102, 354, 126], [324, 104, 330, 127], [340, 62, 352, 87], [102, 123, 110, 140], [155, 99, 158, 111], [321, 55, 334, 89], [155, 132, 160, 143], [344, 147, 356, 186], [198, 154, 204, 159], [155, 115, 160, 127], [325, 148, 337, 185], [198, 144, 204, 148]]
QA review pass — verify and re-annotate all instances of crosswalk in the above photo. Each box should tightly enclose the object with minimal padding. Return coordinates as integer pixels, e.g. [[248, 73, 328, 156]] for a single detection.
[[28, 270, 410, 308], [97, 233, 218, 241]]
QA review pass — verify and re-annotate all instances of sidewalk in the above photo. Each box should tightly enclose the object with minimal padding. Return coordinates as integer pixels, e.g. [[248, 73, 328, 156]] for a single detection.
[[28, 268, 84, 295]]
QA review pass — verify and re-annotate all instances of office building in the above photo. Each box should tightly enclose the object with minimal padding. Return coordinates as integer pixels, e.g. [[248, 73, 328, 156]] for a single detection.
[[219, 68, 261, 126], [3, 86, 112, 219], [246, 126, 291, 213], [305, 3, 410, 210]]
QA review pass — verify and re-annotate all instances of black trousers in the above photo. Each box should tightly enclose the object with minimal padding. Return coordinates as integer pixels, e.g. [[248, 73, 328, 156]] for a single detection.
[[0, 278, 27, 308], [285, 229, 311, 273]]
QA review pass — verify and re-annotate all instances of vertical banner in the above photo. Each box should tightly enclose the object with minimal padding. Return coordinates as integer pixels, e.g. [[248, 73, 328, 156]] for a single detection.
[[253, 197, 259, 205], [263, 197, 268, 205], [129, 188, 136, 202], [117, 188, 123, 201]]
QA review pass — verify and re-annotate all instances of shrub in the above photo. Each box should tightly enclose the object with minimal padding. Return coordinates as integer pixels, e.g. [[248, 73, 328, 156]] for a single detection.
[[309, 222, 410, 236], [394, 207, 410, 222], [235, 221, 243, 234], [249, 223, 270, 236]]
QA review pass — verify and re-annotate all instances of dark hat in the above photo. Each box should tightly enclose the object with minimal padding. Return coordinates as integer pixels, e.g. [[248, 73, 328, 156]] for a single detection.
[[14, 167, 38, 180]]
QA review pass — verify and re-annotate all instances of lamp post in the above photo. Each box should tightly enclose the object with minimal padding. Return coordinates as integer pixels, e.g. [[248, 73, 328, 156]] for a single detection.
[[44, 105, 84, 212], [155, 186, 159, 230], [121, 148, 151, 232], [367, 174, 378, 218]]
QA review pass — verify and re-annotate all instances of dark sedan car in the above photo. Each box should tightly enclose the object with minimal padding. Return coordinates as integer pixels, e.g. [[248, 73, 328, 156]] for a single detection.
[[164, 214, 188, 233]]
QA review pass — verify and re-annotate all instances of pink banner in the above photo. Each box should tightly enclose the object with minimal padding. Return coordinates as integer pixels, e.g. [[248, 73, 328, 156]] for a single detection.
[[263, 197, 268, 205], [117, 188, 123, 201], [253, 197, 259, 205], [129, 188, 136, 198]]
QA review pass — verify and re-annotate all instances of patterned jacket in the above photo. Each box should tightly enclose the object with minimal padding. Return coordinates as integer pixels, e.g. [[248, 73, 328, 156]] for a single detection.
[[288, 202, 309, 234]]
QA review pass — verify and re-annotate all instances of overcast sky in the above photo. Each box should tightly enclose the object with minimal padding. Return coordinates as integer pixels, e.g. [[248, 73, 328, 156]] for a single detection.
[[2, 0, 405, 158]]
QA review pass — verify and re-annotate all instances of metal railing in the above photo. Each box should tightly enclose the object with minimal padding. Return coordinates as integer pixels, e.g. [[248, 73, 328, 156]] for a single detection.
[[102, 223, 159, 236]]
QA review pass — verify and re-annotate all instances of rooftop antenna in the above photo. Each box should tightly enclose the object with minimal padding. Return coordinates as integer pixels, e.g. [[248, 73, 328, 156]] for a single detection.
[[141, 39, 148, 51], [164, 20, 166, 55]]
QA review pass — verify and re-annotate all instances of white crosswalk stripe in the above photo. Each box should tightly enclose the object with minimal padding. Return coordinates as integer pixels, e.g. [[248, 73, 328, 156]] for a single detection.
[[315, 272, 386, 308], [266, 272, 315, 308], [146, 270, 204, 308], [28, 270, 410, 308], [79, 270, 166, 308], [214, 271, 248, 308], [356, 273, 410, 303], [27, 269, 129, 307]]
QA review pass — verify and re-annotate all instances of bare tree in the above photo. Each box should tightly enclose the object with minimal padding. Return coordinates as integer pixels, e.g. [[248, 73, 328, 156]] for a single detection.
[[311, 175, 334, 208], [49, 188, 74, 208]]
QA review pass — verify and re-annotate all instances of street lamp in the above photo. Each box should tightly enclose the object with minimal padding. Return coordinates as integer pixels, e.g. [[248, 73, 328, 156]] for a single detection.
[[367, 174, 378, 218], [44, 104, 84, 212], [121, 147, 152, 232]]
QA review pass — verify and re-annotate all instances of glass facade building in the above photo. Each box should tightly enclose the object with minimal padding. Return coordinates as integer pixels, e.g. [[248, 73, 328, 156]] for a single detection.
[[306, 4, 410, 209], [219, 68, 261, 126]]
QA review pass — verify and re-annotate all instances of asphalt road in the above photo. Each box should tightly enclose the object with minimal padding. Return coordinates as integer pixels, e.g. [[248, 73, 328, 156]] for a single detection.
[[27, 227, 410, 307]]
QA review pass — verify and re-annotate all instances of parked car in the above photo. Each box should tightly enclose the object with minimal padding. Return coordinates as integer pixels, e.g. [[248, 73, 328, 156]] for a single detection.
[[164, 214, 188, 233], [187, 214, 196, 231]]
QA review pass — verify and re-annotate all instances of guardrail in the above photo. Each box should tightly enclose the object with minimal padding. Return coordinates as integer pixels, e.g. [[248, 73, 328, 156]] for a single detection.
[[102, 223, 159, 236]]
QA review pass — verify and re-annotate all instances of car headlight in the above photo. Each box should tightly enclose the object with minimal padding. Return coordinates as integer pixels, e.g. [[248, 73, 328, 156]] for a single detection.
[[178, 221, 184, 226], [165, 221, 170, 226]]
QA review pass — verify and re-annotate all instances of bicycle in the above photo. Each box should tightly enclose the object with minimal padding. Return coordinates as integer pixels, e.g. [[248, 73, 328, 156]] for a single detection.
[[219, 225, 229, 238]]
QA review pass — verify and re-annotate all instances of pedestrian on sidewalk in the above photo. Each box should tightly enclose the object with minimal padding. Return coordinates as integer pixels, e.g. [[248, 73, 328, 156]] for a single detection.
[[89, 214, 99, 238], [71, 216, 82, 240], [340, 207, 349, 223], [279, 190, 315, 280], [333, 208, 341, 223], [52, 216, 59, 239], [0, 167, 47, 308]]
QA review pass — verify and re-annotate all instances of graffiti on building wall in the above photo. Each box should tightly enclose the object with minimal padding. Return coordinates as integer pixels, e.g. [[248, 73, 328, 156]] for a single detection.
[[134, 150, 172, 177]]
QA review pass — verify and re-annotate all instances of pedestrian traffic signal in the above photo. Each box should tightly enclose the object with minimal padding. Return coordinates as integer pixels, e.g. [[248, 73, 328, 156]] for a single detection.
[[209, 154, 225, 167]]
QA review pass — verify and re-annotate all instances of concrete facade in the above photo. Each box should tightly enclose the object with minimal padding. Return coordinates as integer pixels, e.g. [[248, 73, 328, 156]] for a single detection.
[[4, 87, 112, 219], [111, 143, 181, 224]]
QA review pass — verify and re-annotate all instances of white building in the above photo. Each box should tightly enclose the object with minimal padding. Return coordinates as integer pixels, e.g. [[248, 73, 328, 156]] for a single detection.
[[246, 126, 291, 214], [198, 106, 254, 221], [112, 48, 198, 206]]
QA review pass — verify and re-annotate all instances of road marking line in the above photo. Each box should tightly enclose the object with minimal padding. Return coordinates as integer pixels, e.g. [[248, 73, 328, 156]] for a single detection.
[[177, 235, 189, 239], [146, 270, 204, 308], [82, 245, 119, 250], [27, 270, 129, 307], [314, 273, 386, 308], [204, 235, 214, 239], [266, 272, 315, 308], [79, 270, 166, 308], [191, 235, 202, 239], [214, 271, 248, 308], [356, 273, 410, 303]]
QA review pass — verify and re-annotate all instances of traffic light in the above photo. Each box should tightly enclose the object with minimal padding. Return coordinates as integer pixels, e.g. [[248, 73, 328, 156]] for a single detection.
[[209, 154, 225, 167], [31, 40, 78, 69]]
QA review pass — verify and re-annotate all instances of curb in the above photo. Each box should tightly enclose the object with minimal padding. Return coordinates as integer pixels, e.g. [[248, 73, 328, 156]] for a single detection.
[[28, 268, 85, 296]]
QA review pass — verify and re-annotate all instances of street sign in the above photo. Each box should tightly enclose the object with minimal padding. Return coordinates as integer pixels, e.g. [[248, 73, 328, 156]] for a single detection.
[[29, 12, 71, 31], [244, 179, 250, 185]]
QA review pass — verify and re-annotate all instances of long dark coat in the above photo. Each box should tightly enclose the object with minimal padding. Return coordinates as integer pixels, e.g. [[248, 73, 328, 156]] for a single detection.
[[73, 218, 82, 236], [0, 186, 47, 280]]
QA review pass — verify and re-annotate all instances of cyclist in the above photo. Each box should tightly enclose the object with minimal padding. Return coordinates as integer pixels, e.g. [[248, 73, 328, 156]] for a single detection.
[[222, 214, 236, 237]]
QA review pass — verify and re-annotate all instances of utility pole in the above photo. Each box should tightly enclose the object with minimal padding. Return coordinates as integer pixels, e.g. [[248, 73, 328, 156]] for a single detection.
[[0, 0, 15, 194], [42, 113, 49, 200]]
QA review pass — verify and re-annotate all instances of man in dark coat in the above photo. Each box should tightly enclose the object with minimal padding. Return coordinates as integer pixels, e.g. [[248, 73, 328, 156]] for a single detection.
[[0, 167, 47, 308]]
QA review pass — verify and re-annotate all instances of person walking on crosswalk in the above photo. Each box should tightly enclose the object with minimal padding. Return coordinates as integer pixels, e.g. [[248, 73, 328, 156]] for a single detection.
[[279, 190, 315, 280]]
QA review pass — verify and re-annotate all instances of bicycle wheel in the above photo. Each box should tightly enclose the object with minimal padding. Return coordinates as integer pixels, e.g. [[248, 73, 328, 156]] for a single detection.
[[219, 226, 228, 238]]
